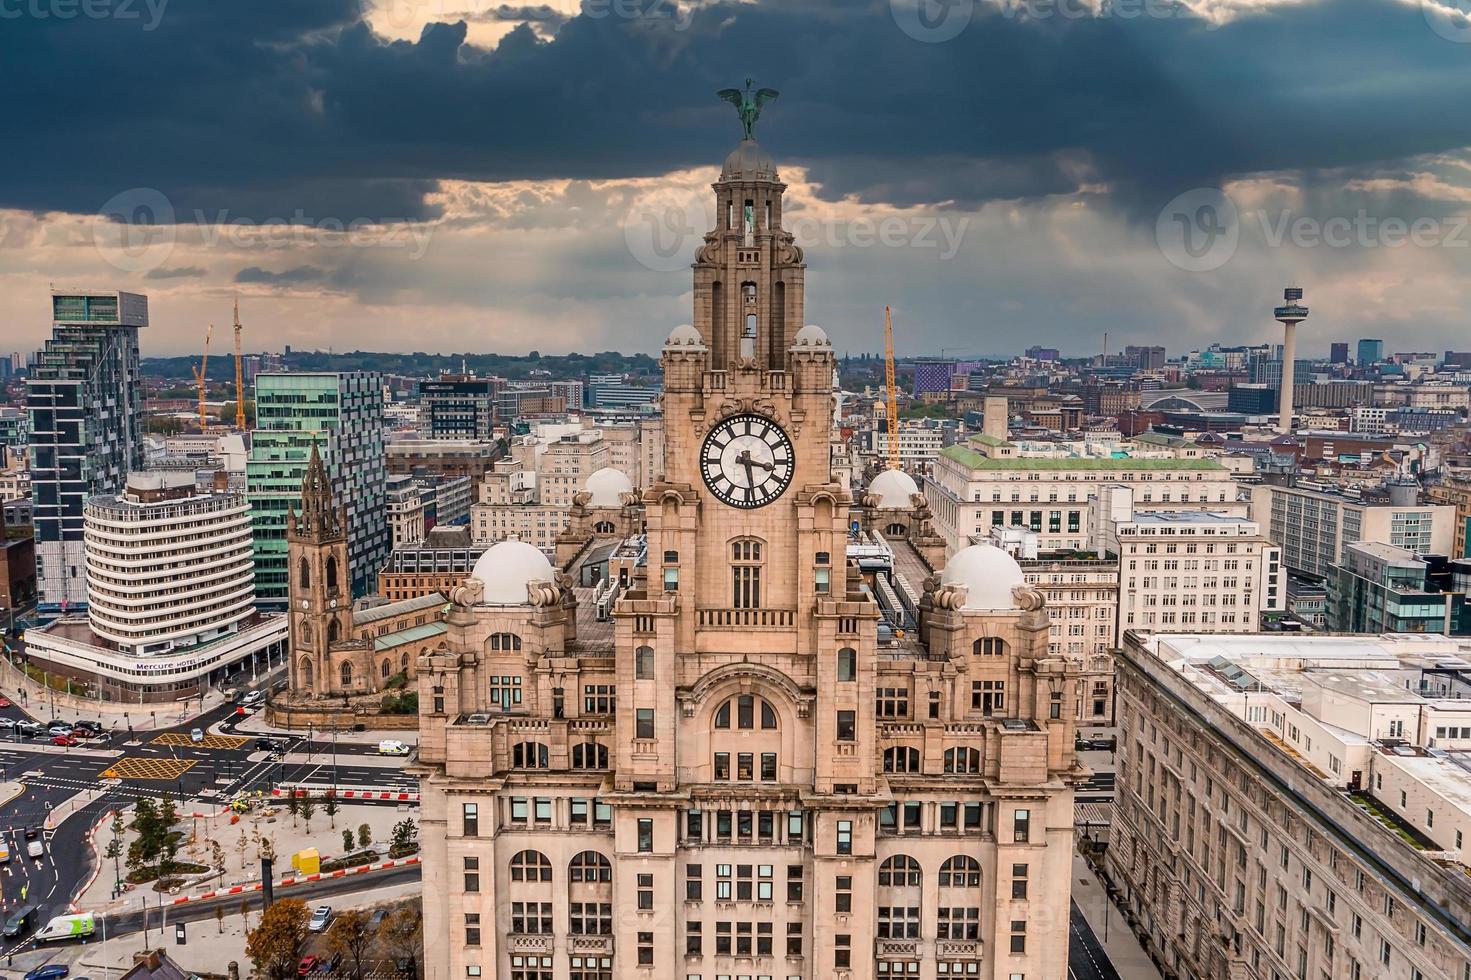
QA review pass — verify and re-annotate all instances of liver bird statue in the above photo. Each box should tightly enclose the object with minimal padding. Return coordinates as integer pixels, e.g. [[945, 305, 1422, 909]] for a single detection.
[[717, 79, 780, 141]]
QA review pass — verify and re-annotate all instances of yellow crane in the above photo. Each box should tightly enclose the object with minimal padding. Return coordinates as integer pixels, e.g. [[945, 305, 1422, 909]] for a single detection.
[[883, 304, 899, 470], [232, 296, 246, 430], [192, 323, 213, 429]]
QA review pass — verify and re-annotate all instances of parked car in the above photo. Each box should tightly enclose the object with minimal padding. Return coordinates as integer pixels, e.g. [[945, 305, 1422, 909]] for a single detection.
[[295, 956, 318, 977], [0, 695, 12, 707], [16, 720, 42, 736], [21, 963, 68, 980], [189, 728, 205, 744], [377, 739, 410, 756], [367, 908, 388, 930], [46, 722, 72, 737], [50, 734, 78, 747], [0, 717, 17, 730], [2, 903, 39, 938], [308, 905, 332, 932], [72, 720, 102, 735]]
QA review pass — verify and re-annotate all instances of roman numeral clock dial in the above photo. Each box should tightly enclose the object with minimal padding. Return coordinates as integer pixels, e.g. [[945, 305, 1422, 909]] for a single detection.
[[700, 413, 795, 509]]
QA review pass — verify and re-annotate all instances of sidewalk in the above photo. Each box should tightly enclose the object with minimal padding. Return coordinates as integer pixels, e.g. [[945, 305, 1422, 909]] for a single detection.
[[0, 657, 227, 727], [1072, 852, 1162, 980], [230, 706, 420, 746]]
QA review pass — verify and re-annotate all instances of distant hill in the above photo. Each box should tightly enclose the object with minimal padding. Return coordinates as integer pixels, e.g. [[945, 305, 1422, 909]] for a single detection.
[[141, 350, 660, 383]]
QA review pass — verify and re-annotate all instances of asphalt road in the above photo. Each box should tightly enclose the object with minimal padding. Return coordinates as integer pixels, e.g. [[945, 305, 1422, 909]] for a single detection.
[[1069, 899, 1124, 980], [0, 696, 416, 959]]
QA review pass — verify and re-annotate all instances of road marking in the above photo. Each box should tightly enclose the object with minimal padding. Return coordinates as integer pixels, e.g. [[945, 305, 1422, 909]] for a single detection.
[[153, 732, 249, 750], [101, 757, 199, 781]]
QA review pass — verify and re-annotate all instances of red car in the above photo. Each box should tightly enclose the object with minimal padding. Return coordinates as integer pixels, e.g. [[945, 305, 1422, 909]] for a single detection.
[[296, 956, 318, 976], [51, 734, 78, 747], [0, 696, 12, 708]]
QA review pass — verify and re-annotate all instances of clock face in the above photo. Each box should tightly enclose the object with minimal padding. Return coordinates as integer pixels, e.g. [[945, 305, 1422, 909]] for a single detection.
[[700, 413, 795, 509]]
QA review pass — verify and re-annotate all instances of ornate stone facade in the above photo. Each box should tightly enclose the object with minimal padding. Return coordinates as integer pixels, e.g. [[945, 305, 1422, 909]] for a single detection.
[[413, 134, 1085, 980]]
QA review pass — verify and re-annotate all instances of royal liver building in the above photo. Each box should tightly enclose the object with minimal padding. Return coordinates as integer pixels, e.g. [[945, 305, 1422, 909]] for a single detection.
[[414, 104, 1085, 980]]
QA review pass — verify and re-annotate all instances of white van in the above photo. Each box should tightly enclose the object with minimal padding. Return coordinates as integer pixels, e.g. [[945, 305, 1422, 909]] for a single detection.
[[34, 912, 95, 942], [377, 739, 410, 756], [0, 840, 10, 864]]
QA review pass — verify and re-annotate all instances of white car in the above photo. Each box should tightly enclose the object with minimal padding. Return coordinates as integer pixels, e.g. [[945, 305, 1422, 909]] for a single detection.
[[189, 728, 205, 744], [0, 718, 16, 730], [26, 839, 44, 860], [377, 740, 410, 756], [308, 905, 332, 932], [238, 690, 265, 708]]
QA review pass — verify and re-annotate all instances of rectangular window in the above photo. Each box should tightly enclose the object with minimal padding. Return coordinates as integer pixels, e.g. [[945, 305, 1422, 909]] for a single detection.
[[836, 820, 853, 855], [837, 710, 856, 741], [463, 856, 480, 893], [835, 874, 852, 913], [636, 708, 655, 739], [1014, 808, 1031, 843], [636, 647, 655, 679], [638, 818, 654, 852], [462, 803, 478, 837], [837, 648, 856, 682]]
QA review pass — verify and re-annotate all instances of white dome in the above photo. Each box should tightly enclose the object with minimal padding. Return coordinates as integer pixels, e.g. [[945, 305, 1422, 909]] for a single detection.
[[793, 323, 830, 347], [721, 138, 777, 181], [665, 324, 704, 349], [470, 540, 555, 605], [941, 543, 1026, 611], [584, 466, 634, 507], [868, 468, 918, 508]]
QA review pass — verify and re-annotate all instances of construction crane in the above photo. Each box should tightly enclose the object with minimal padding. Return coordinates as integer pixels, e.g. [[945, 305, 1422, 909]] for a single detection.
[[883, 305, 900, 471], [232, 296, 246, 430], [192, 323, 213, 429]]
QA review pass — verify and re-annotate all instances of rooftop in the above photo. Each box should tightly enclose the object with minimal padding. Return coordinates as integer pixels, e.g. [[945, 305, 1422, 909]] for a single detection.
[[939, 444, 1225, 471]]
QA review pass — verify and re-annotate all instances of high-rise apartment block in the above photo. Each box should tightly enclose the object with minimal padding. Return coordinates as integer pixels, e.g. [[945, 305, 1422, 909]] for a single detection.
[[247, 371, 389, 604], [27, 289, 147, 611]]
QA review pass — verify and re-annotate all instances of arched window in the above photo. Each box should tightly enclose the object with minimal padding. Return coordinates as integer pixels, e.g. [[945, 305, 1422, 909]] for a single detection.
[[381, 658, 391, 679], [593, 520, 616, 534], [339, 661, 352, 686], [635, 646, 655, 680], [939, 854, 982, 887], [300, 620, 313, 644], [837, 647, 857, 682], [571, 742, 608, 769], [327, 620, 340, 644], [886, 523, 908, 536], [713, 695, 778, 731], [512, 741, 549, 769], [298, 657, 313, 687], [490, 633, 522, 652], [730, 537, 763, 609], [883, 746, 921, 773], [943, 747, 982, 774], [568, 851, 612, 883], [298, 556, 310, 589], [973, 637, 1006, 656], [326, 555, 339, 592], [509, 850, 552, 882], [401, 652, 410, 670], [878, 854, 922, 887]]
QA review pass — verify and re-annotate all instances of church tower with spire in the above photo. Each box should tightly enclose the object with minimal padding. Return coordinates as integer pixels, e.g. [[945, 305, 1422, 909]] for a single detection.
[[286, 443, 351, 695]]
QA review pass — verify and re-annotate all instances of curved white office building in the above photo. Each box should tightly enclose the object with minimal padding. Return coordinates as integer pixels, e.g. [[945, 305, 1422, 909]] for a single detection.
[[25, 471, 288, 702], [83, 473, 256, 653]]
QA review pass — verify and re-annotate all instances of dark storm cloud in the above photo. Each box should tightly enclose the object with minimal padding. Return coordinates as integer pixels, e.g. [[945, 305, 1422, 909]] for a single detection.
[[235, 265, 328, 285], [2, 0, 1468, 224]]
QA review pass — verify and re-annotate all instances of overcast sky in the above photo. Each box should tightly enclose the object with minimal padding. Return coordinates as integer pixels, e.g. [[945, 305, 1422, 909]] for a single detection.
[[4, 0, 1471, 361]]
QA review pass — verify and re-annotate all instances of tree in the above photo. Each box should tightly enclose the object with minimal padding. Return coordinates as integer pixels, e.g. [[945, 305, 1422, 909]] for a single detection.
[[285, 791, 300, 827], [216, 905, 225, 934], [237, 828, 250, 870], [300, 794, 316, 830], [389, 818, 417, 858], [245, 898, 309, 980], [210, 840, 225, 873], [105, 810, 125, 892], [240, 897, 252, 932], [326, 909, 374, 980], [375, 906, 423, 978], [324, 789, 338, 829], [342, 829, 354, 853], [357, 824, 372, 850]]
